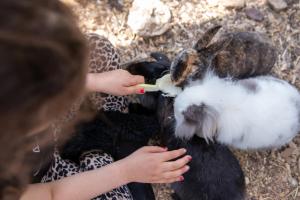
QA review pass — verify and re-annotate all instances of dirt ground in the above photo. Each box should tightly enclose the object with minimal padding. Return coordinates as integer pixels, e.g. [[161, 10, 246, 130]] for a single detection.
[[62, 0, 300, 199]]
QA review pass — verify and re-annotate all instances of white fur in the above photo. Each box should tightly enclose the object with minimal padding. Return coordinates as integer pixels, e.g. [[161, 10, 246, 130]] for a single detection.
[[174, 73, 300, 149]]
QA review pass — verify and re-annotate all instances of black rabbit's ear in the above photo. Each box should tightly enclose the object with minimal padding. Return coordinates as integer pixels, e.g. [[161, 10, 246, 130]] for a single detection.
[[150, 52, 171, 67], [204, 36, 233, 58], [193, 25, 222, 51]]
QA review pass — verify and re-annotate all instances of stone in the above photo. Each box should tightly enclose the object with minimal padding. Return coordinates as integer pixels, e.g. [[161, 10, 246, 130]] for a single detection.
[[267, 0, 288, 12], [127, 0, 172, 37], [221, 0, 245, 8], [245, 8, 264, 21], [294, 47, 300, 56], [208, 0, 245, 8], [288, 177, 298, 187], [245, 177, 250, 185]]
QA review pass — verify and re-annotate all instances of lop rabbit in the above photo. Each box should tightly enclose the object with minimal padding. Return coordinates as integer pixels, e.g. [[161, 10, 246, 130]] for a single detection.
[[174, 72, 300, 149]]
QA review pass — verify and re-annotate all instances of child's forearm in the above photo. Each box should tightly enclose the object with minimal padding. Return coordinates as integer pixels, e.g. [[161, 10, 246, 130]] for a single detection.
[[52, 160, 128, 199], [21, 160, 129, 200], [85, 70, 145, 95], [86, 73, 106, 93]]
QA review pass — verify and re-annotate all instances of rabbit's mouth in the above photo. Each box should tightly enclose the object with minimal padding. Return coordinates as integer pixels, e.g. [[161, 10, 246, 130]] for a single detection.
[[170, 49, 200, 87]]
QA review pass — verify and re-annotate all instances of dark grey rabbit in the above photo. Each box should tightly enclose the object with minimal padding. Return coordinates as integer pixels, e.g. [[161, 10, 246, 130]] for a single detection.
[[171, 25, 277, 87], [127, 54, 246, 200]]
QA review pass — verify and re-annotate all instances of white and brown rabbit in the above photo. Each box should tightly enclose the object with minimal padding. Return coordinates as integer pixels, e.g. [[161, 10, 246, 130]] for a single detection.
[[174, 72, 300, 149]]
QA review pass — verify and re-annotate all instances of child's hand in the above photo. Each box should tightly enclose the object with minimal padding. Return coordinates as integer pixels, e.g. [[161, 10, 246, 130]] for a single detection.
[[86, 69, 145, 95], [120, 146, 191, 184]]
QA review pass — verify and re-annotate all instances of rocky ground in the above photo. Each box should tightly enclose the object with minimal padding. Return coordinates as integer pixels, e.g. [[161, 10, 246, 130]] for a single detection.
[[62, 0, 300, 199]]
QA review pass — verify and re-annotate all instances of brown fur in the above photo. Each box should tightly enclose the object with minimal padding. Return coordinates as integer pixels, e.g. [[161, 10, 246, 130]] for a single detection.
[[0, 0, 88, 199], [172, 49, 199, 86]]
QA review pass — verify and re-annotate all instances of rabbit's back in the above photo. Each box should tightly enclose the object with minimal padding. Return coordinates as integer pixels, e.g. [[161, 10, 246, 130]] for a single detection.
[[212, 32, 277, 79], [170, 137, 245, 200], [220, 76, 300, 149]]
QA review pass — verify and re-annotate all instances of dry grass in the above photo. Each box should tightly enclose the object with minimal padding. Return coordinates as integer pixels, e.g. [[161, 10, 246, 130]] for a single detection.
[[62, 0, 300, 199]]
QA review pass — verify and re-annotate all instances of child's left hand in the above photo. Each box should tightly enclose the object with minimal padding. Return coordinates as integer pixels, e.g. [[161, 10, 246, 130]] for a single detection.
[[86, 69, 145, 95]]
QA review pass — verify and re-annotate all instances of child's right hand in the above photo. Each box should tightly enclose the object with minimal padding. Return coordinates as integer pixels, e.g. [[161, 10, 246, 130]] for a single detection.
[[119, 146, 191, 184]]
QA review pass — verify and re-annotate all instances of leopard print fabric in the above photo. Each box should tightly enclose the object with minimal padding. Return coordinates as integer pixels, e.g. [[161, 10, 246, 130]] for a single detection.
[[87, 33, 128, 113], [55, 33, 129, 124], [47, 33, 129, 129], [41, 151, 133, 200], [40, 35, 133, 199]]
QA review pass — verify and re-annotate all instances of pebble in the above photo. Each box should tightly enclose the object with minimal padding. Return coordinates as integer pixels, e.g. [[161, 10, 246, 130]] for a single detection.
[[222, 0, 245, 8], [245, 177, 250, 185], [208, 0, 245, 8], [127, 0, 172, 37], [245, 8, 264, 21], [267, 0, 288, 12], [288, 177, 298, 187], [294, 47, 300, 56]]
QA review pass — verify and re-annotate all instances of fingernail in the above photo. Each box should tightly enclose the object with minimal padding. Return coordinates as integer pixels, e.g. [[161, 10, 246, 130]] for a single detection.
[[187, 156, 192, 161], [163, 147, 168, 150], [182, 148, 187, 153], [139, 88, 145, 94], [179, 176, 184, 181], [185, 166, 190, 171]]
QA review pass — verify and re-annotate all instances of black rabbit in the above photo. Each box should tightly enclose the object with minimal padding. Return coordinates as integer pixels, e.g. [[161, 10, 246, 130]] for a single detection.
[[58, 52, 173, 200], [127, 53, 246, 200], [60, 111, 160, 200], [158, 96, 245, 200]]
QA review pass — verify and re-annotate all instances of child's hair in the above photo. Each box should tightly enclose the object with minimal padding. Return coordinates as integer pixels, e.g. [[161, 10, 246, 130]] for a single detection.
[[0, 0, 88, 198]]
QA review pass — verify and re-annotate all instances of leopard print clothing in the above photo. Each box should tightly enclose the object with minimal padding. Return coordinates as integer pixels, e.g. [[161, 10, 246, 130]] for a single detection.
[[55, 34, 129, 124], [87, 33, 128, 113], [41, 151, 133, 200]]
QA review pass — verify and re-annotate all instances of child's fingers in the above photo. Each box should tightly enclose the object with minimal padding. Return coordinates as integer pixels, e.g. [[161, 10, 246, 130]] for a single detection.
[[124, 75, 145, 87], [124, 85, 145, 95], [162, 166, 190, 179], [128, 75, 145, 85], [141, 146, 167, 153], [163, 155, 191, 171], [160, 148, 187, 161], [154, 176, 184, 184]]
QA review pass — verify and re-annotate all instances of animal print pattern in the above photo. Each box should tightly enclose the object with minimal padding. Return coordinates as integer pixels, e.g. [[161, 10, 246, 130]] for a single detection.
[[41, 151, 133, 200], [87, 33, 128, 113], [56, 33, 129, 124]]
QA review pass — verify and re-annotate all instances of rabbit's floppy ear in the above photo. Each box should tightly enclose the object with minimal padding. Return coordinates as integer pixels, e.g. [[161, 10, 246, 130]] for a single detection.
[[193, 25, 222, 51], [150, 52, 171, 67], [204, 36, 233, 59], [175, 104, 219, 142]]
